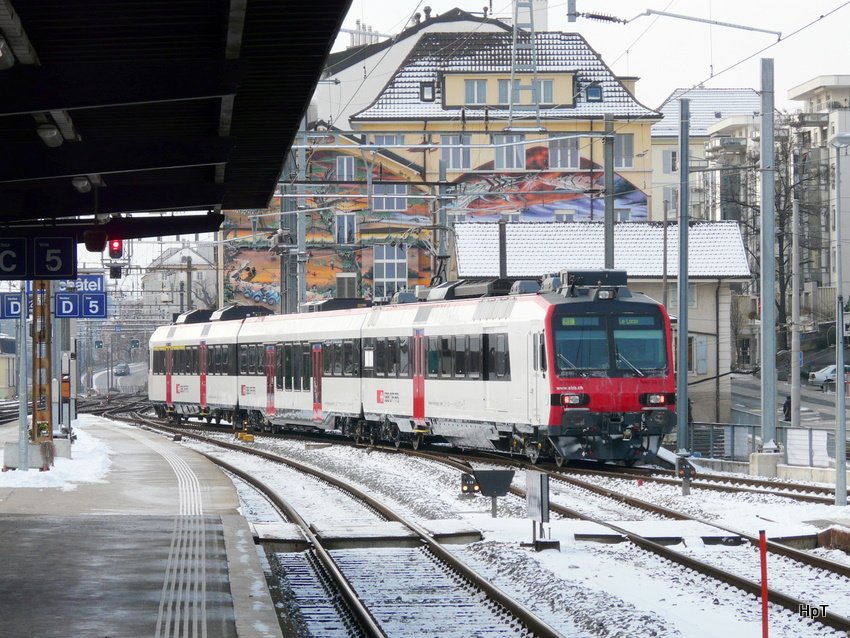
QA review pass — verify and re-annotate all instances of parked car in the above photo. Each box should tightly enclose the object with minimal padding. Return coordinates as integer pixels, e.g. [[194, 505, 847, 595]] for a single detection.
[[808, 364, 850, 390], [114, 362, 130, 376]]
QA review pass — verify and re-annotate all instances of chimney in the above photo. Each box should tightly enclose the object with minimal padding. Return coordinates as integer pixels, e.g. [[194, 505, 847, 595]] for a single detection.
[[355, 19, 361, 46], [424, 6, 432, 20], [617, 77, 639, 98]]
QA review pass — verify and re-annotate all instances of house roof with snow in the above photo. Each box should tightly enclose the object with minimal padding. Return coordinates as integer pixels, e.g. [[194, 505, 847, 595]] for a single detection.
[[652, 88, 761, 137], [352, 32, 660, 122], [324, 8, 511, 76], [146, 246, 214, 271], [454, 220, 750, 279]]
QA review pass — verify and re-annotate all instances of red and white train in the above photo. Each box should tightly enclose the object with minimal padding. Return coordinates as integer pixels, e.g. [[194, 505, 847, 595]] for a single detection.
[[148, 270, 676, 465]]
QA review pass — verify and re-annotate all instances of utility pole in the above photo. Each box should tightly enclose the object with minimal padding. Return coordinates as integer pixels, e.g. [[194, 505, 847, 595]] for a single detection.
[[676, 98, 690, 458], [604, 113, 614, 268], [760, 58, 778, 453]]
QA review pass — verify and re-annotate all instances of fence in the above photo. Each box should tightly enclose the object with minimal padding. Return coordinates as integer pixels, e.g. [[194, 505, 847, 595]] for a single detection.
[[687, 420, 840, 467]]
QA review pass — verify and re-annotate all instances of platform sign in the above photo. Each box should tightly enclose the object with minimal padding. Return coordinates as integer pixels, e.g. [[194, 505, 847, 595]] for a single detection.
[[80, 293, 107, 318], [0, 236, 76, 280], [0, 239, 28, 279], [55, 293, 80, 317], [0, 293, 23, 318]]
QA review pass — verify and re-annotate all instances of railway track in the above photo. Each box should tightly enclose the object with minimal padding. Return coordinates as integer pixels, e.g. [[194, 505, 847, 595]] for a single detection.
[[416, 450, 850, 633], [112, 404, 850, 633], [131, 413, 563, 638]]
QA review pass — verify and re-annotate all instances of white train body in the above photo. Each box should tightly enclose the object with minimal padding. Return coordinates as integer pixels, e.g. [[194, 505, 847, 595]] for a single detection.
[[149, 275, 676, 463]]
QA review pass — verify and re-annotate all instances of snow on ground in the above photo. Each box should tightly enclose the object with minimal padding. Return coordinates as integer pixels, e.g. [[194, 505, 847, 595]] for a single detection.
[[0, 415, 111, 490], [3, 419, 849, 637]]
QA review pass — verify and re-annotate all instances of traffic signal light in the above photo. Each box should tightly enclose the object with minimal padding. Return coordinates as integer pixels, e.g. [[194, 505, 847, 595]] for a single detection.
[[130, 339, 140, 349], [94, 340, 103, 349], [108, 238, 123, 259]]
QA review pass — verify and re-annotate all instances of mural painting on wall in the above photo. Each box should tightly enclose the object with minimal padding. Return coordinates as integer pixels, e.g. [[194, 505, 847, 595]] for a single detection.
[[302, 150, 432, 300], [221, 198, 284, 309], [222, 142, 647, 305], [446, 147, 648, 221]]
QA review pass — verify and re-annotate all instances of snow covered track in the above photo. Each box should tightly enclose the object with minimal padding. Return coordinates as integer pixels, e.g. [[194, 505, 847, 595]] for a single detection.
[[137, 417, 564, 638]]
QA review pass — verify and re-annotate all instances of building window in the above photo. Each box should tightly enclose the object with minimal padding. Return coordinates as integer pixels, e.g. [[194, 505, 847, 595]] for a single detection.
[[615, 208, 631, 222], [420, 81, 435, 102], [668, 283, 697, 308], [464, 79, 487, 105], [373, 244, 408, 297], [554, 209, 576, 222], [549, 135, 580, 169], [662, 149, 678, 173], [441, 134, 471, 170], [614, 133, 634, 168], [498, 79, 520, 104], [687, 335, 708, 374], [494, 133, 525, 170], [585, 83, 603, 102], [501, 212, 521, 222], [335, 212, 356, 244], [373, 183, 407, 211], [336, 155, 356, 181], [663, 185, 679, 217], [532, 79, 554, 104], [336, 273, 357, 297], [373, 134, 404, 148]]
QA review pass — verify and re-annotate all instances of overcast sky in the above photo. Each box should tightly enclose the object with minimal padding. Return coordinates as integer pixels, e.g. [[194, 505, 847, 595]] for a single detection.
[[334, 0, 850, 110]]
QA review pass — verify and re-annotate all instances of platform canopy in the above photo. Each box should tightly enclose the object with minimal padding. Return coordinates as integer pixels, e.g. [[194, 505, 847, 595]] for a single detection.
[[0, 0, 352, 237]]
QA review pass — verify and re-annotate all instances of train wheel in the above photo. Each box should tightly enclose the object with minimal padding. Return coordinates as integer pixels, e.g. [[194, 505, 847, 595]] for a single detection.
[[391, 426, 402, 450], [553, 451, 565, 467], [411, 433, 423, 450], [525, 442, 540, 465]]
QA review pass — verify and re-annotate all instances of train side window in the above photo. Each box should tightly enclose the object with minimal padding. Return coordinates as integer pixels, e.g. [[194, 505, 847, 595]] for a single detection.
[[342, 341, 354, 376], [275, 345, 283, 389], [398, 337, 410, 378], [302, 343, 312, 390], [387, 338, 399, 377], [193, 347, 200, 375], [454, 335, 468, 377], [539, 333, 547, 372], [228, 344, 236, 375], [293, 343, 302, 390], [332, 341, 343, 376], [484, 334, 495, 380], [250, 344, 259, 375], [284, 344, 293, 389], [242, 345, 249, 375], [323, 342, 333, 376], [495, 333, 510, 379], [468, 335, 481, 379], [375, 339, 386, 377], [427, 336, 439, 377], [439, 337, 452, 378], [351, 340, 361, 377]]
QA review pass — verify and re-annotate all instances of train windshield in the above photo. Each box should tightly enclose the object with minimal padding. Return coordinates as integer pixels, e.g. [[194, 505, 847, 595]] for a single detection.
[[553, 313, 667, 377]]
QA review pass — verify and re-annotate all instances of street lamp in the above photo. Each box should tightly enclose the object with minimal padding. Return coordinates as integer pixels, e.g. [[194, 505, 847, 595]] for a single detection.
[[829, 132, 850, 506]]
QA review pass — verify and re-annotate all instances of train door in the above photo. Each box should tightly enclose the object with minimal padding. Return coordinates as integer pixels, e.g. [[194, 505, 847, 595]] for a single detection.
[[199, 341, 208, 412], [165, 345, 173, 408], [528, 331, 548, 424], [311, 343, 323, 422], [265, 344, 275, 417], [484, 330, 510, 413], [412, 329, 425, 425]]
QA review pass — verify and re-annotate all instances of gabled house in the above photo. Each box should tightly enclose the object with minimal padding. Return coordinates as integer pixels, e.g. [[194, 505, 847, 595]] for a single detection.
[[140, 246, 216, 323]]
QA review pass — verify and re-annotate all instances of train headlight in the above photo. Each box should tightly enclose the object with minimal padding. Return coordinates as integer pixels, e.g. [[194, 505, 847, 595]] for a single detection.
[[640, 393, 675, 406], [561, 393, 589, 407]]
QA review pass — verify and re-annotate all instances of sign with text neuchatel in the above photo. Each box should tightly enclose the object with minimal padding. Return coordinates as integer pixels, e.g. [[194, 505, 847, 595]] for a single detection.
[[0, 236, 76, 280]]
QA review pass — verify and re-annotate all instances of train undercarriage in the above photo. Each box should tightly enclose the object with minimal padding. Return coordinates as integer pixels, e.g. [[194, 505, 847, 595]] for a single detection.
[[153, 401, 674, 466]]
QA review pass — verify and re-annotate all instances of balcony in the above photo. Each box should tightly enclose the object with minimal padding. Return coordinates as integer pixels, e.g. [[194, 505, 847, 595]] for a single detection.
[[705, 137, 747, 158]]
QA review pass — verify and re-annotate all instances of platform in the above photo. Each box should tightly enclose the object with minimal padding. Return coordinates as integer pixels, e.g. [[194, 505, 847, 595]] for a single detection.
[[0, 416, 282, 638]]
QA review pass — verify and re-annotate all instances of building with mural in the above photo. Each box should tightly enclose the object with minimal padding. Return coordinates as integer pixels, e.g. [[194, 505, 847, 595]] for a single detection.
[[223, 11, 661, 304]]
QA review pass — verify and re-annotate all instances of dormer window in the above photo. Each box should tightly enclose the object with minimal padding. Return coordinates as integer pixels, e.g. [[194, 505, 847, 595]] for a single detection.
[[420, 81, 435, 102], [585, 83, 603, 102]]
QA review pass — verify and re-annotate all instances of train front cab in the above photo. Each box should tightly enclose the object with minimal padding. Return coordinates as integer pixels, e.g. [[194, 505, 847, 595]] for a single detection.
[[543, 290, 676, 465]]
